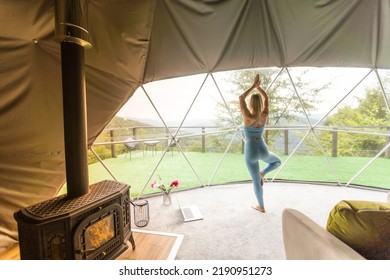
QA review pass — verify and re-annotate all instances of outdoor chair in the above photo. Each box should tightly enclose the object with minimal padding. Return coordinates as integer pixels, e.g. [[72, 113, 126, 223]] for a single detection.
[[167, 137, 180, 156], [124, 137, 141, 160]]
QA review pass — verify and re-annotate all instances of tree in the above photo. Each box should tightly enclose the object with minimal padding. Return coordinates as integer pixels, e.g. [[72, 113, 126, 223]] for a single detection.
[[216, 68, 324, 126], [215, 68, 326, 150], [321, 86, 390, 157]]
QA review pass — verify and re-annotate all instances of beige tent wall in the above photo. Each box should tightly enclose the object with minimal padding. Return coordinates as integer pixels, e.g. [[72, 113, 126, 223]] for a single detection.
[[1, 0, 390, 252], [144, 0, 390, 81], [0, 0, 155, 251]]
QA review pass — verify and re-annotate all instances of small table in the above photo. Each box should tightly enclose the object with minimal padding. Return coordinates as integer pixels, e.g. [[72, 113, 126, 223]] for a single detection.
[[143, 140, 160, 156]]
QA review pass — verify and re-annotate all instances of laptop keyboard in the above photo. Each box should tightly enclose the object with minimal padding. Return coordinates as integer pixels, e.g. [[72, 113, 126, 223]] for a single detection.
[[182, 207, 194, 219]]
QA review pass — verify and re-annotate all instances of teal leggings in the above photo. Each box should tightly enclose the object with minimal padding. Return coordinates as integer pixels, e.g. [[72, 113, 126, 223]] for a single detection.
[[244, 126, 281, 207]]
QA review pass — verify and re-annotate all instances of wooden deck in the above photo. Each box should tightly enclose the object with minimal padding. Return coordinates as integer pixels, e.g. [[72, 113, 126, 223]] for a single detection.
[[0, 229, 183, 260]]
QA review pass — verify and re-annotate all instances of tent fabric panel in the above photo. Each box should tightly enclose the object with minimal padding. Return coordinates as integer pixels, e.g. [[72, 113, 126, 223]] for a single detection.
[[144, 0, 285, 81], [0, 42, 58, 248], [144, 0, 390, 83], [83, 0, 156, 142], [85, 66, 140, 144], [0, 151, 65, 242], [85, 0, 155, 83], [376, 0, 390, 68], [0, 0, 54, 41], [0, 1, 65, 251]]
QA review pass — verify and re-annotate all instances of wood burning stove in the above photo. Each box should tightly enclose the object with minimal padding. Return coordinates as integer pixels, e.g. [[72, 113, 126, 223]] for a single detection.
[[14, 180, 135, 260], [14, 0, 136, 260]]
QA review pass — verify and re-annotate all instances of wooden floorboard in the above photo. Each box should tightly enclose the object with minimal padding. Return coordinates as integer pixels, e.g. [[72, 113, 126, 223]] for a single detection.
[[156, 236, 176, 259], [0, 230, 182, 260], [117, 230, 182, 260]]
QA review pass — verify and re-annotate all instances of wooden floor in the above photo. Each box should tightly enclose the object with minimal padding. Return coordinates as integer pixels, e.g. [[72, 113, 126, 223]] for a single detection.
[[0, 229, 183, 260], [117, 229, 183, 260]]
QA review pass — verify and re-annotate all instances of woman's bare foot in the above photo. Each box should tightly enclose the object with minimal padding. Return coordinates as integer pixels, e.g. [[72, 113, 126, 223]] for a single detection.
[[260, 172, 265, 185], [252, 204, 266, 213]]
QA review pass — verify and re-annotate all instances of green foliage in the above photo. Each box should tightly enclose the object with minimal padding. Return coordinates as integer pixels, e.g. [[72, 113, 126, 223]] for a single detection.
[[215, 68, 325, 146], [89, 116, 150, 164], [178, 136, 203, 152], [322, 86, 390, 157], [355, 87, 390, 125], [105, 117, 145, 128]]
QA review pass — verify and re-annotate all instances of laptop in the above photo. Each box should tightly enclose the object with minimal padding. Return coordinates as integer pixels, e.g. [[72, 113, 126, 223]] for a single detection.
[[179, 204, 203, 222]]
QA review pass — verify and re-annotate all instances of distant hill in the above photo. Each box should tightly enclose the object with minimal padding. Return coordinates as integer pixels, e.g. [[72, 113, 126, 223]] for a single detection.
[[106, 116, 150, 128], [124, 116, 217, 128]]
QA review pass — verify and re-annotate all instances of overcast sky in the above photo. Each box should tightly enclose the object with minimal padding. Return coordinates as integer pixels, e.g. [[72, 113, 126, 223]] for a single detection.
[[116, 67, 386, 126], [117, 72, 234, 125]]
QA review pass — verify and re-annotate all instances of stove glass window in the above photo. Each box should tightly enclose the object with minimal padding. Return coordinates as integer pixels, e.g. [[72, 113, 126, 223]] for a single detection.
[[85, 214, 115, 250]]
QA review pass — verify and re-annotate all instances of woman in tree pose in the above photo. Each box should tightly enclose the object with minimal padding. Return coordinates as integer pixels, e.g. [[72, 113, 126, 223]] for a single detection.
[[239, 74, 281, 213]]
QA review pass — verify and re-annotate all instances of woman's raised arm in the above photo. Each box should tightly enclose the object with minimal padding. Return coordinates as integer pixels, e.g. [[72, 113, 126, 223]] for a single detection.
[[239, 74, 260, 119], [256, 82, 269, 124]]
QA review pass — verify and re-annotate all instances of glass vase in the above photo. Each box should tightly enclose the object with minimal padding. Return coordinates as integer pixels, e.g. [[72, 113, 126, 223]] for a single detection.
[[162, 192, 172, 206]]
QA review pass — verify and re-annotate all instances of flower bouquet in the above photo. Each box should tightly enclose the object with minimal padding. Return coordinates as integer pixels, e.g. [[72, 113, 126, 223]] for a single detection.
[[151, 176, 180, 205]]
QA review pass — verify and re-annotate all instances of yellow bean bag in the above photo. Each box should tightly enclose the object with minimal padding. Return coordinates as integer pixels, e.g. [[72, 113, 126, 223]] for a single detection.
[[326, 200, 390, 260]]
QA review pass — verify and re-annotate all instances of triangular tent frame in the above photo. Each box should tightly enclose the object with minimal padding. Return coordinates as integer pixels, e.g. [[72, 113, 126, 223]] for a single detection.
[[90, 66, 390, 196]]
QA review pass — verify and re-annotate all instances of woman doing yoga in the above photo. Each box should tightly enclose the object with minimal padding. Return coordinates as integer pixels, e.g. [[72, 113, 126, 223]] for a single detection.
[[239, 74, 281, 213]]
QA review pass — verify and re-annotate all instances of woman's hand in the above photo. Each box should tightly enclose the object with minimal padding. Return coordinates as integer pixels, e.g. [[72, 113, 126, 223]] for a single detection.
[[253, 74, 260, 87]]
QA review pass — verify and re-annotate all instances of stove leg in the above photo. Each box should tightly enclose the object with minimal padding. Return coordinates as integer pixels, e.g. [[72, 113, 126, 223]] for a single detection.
[[129, 233, 136, 250]]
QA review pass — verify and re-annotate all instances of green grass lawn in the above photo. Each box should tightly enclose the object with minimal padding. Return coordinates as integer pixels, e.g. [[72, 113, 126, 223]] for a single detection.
[[72, 150, 390, 198]]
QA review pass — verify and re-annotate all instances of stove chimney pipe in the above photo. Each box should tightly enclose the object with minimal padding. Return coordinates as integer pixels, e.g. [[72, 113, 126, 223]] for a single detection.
[[54, 0, 92, 198]]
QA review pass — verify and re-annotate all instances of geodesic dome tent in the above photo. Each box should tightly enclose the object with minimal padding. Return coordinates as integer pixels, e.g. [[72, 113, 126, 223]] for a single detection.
[[1, 0, 390, 253]]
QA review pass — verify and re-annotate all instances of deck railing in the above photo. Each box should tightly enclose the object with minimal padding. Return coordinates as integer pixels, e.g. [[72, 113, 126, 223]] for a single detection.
[[92, 125, 390, 158]]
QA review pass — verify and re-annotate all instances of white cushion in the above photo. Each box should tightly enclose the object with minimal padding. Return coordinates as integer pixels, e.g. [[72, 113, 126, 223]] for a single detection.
[[282, 208, 365, 260]]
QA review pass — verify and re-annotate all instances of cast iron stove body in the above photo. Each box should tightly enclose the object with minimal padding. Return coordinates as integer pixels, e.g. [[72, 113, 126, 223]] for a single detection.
[[14, 180, 135, 260]]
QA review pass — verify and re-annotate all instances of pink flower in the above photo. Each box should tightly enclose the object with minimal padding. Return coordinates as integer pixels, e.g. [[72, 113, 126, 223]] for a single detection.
[[170, 180, 179, 187], [151, 176, 180, 194], [151, 181, 158, 189]]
